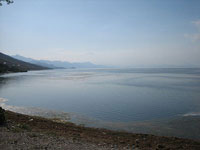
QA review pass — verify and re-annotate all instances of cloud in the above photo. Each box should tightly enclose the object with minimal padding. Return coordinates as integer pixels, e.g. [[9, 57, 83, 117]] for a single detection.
[[184, 33, 200, 41], [192, 20, 200, 29], [185, 20, 200, 42]]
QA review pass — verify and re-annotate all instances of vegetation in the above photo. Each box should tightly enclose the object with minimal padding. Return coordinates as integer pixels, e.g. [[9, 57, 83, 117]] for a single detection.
[[0, 0, 13, 6], [0, 64, 27, 73], [0, 107, 5, 125]]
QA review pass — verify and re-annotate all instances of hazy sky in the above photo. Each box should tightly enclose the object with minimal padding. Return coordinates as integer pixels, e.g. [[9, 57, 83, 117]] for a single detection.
[[0, 0, 200, 67]]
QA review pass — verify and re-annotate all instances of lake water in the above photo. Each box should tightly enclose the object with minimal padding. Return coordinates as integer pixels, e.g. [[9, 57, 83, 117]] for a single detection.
[[1, 68, 200, 124]]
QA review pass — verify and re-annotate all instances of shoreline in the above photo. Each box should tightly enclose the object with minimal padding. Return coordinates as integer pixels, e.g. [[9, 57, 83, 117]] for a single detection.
[[1, 110, 200, 149], [1, 99, 200, 140]]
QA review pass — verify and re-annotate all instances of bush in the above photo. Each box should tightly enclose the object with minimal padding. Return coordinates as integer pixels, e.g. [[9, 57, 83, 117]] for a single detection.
[[0, 107, 6, 125]]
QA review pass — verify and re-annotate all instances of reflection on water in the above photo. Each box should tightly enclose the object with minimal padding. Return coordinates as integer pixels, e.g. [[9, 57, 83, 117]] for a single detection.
[[0, 68, 200, 122], [1, 68, 200, 139]]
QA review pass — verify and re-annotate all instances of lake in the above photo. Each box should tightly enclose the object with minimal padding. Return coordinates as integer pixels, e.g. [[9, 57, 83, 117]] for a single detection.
[[1, 68, 200, 138]]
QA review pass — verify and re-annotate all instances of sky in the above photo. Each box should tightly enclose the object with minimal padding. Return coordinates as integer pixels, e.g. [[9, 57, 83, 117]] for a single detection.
[[0, 0, 200, 67]]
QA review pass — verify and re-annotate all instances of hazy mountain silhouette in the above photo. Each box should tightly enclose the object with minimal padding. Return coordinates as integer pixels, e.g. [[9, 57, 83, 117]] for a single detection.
[[13, 55, 106, 69]]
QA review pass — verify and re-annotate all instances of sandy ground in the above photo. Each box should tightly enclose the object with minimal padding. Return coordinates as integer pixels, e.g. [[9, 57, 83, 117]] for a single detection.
[[0, 127, 120, 150]]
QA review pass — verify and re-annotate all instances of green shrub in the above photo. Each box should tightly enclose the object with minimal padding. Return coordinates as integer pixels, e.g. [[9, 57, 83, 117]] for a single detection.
[[19, 124, 31, 131]]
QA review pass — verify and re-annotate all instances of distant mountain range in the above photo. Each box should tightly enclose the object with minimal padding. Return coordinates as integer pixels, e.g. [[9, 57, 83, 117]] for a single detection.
[[12, 55, 106, 69], [0, 52, 48, 73]]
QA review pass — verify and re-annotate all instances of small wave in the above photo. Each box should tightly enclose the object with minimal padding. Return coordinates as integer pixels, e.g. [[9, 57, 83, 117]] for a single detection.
[[0, 102, 71, 122], [0, 100, 118, 129], [0, 97, 8, 103], [0, 99, 101, 126], [183, 112, 200, 116]]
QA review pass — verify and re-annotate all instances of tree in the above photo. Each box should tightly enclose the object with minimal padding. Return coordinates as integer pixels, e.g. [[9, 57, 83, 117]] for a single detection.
[[0, 0, 13, 6]]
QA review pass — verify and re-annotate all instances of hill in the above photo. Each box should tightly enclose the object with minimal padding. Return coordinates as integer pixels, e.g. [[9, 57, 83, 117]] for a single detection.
[[12, 55, 62, 69], [0, 52, 48, 73], [13, 55, 107, 69]]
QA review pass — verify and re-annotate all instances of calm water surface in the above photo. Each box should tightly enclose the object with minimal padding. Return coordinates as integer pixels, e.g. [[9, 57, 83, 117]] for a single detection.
[[1, 68, 200, 122]]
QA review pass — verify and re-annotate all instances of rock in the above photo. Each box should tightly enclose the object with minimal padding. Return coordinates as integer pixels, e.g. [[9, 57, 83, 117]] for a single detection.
[[29, 119, 33, 122], [120, 140, 125, 144], [157, 144, 165, 149], [0, 107, 6, 125], [135, 139, 139, 144]]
